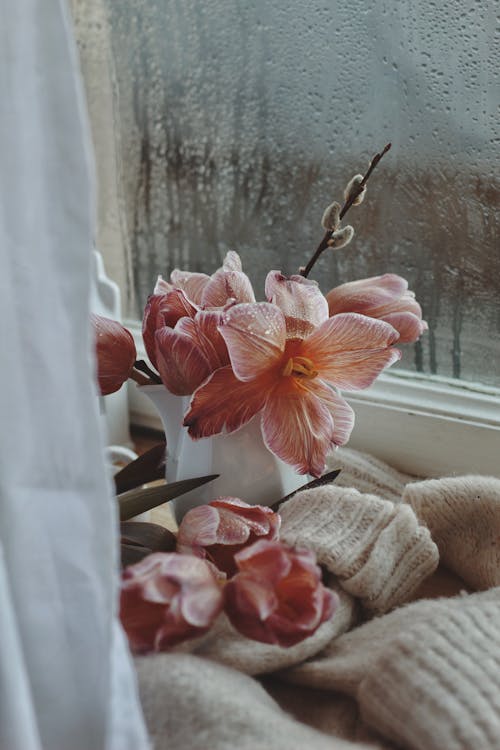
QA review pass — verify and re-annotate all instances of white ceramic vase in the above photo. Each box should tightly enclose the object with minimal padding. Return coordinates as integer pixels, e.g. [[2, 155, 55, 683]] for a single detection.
[[139, 384, 307, 520]]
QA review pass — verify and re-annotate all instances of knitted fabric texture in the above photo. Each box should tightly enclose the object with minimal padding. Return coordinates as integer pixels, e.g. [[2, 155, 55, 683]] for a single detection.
[[279, 485, 438, 612], [404, 475, 500, 590], [135, 653, 375, 750], [359, 590, 500, 750], [330, 448, 414, 503], [134, 450, 500, 750], [195, 580, 357, 675]]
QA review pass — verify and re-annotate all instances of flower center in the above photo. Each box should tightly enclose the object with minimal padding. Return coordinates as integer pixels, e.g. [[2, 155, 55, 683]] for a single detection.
[[282, 356, 318, 379]]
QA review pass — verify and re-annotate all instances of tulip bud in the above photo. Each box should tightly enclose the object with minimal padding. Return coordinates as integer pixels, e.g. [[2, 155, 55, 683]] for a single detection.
[[326, 274, 428, 344], [91, 314, 136, 396], [327, 225, 354, 249], [321, 201, 341, 231], [344, 174, 366, 205], [224, 540, 337, 647], [120, 552, 223, 653], [177, 498, 281, 577]]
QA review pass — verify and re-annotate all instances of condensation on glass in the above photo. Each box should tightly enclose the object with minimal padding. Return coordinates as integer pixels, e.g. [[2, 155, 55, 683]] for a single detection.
[[83, 1, 499, 385]]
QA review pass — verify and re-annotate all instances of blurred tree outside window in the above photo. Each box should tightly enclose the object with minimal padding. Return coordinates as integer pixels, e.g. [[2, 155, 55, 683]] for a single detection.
[[72, 0, 499, 386]]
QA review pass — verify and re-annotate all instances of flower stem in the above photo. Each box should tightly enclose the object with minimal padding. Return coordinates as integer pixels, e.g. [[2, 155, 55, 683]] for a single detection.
[[129, 369, 151, 387], [300, 143, 392, 279], [134, 359, 162, 384]]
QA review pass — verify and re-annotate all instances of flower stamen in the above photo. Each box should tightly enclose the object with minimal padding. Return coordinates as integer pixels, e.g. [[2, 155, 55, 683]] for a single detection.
[[282, 356, 318, 379]]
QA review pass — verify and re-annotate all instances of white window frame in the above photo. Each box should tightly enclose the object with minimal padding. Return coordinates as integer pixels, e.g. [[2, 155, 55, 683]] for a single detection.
[[125, 319, 500, 479]]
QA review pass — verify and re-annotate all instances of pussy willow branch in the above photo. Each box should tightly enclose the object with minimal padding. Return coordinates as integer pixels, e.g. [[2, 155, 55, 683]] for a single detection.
[[300, 143, 392, 279]]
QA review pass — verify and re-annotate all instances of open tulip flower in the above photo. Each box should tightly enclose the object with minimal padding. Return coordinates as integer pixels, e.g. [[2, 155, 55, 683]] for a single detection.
[[224, 540, 337, 647], [177, 497, 281, 577], [184, 273, 401, 477], [120, 552, 223, 653], [142, 251, 255, 372], [91, 313, 137, 396], [326, 274, 428, 344]]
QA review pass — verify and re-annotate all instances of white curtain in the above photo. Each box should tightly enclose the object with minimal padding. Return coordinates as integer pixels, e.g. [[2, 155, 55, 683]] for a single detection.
[[0, 1, 149, 748]]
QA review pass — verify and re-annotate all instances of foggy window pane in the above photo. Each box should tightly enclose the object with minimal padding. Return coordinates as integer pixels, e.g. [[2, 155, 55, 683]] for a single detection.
[[78, 1, 499, 385]]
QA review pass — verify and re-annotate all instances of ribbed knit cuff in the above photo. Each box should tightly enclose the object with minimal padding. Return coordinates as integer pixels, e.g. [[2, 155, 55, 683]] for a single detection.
[[280, 486, 438, 613], [328, 447, 414, 503], [404, 475, 500, 590], [359, 591, 500, 750]]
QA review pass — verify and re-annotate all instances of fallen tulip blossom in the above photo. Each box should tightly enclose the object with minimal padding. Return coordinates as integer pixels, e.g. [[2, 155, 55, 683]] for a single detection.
[[120, 552, 223, 653], [326, 274, 428, 344], [224, 540, 337, 647], [91, 313, 137, 396], [177, 497, 281, 576], [184, 283, 400, 476]]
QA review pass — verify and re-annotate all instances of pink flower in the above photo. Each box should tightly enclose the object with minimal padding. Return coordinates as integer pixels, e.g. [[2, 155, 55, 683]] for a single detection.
[[224, 540, 337, 647], [142, 251, 255, 370], [154, 310, 230, 395], [184, 274, 400, 476], [326, 274, 428, 344], [177, 498, 281, 577], [120, 552, 223, 653], [91, 313, 136, 396]]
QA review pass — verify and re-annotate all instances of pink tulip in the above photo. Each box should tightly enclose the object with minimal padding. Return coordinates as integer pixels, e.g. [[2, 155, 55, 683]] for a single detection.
[[155, 250, 255, 308], [154, 310, 230, 396], [142, 251, 255, 376], [326, 274, 428, 344], [184, 274, 400, 476], [177, 498, 281, 576], [224, 540, 337, 647], [142, 290, 197, 370], [91, 313, 136, 396], [120, 552, 223, 653]]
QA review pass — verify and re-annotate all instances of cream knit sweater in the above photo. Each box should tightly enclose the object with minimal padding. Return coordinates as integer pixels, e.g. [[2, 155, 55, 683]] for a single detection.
[[135, 449, 500, 750]]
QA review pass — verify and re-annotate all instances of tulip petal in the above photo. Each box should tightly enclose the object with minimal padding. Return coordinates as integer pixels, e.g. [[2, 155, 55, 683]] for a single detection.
[[222, 250, 242, 272], [219, 302, 286, 381], [155, 327, 212, 396], [201, 268, 256, 307], [234, 540, 292, 582], [153, 275, 173, 295], [211, 498, 280, 540], [180, 583, 223, 628], [326, 274, 409, 316], [92, 314, 136, 395], [184, 366, 273, 438], [227, 574, 279, 621], [261, 379, 336, 477], [382, 311, 428, 344], [305, 313, 401, 390], [142, 295, 164, 368], [142, 291, 198, 369], [176, 311, 229, 371], [177, 505, 221, 550], [161, 289, 199, 327], [304, 381, 355, 446], [265, 272, 329, 334], [169, 270, 211, 305]]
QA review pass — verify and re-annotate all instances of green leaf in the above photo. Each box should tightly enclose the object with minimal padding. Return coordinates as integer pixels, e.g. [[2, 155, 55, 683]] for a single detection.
[[117, 475, 219, 521], [114, 442, 166, 494], [121, 543, 152, 568], [120, 521, 176, 553], [270, 469, 342, 512]]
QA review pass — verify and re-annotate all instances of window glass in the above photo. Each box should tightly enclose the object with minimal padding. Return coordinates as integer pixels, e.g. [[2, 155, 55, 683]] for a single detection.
[[80, 0, 499, 385]]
